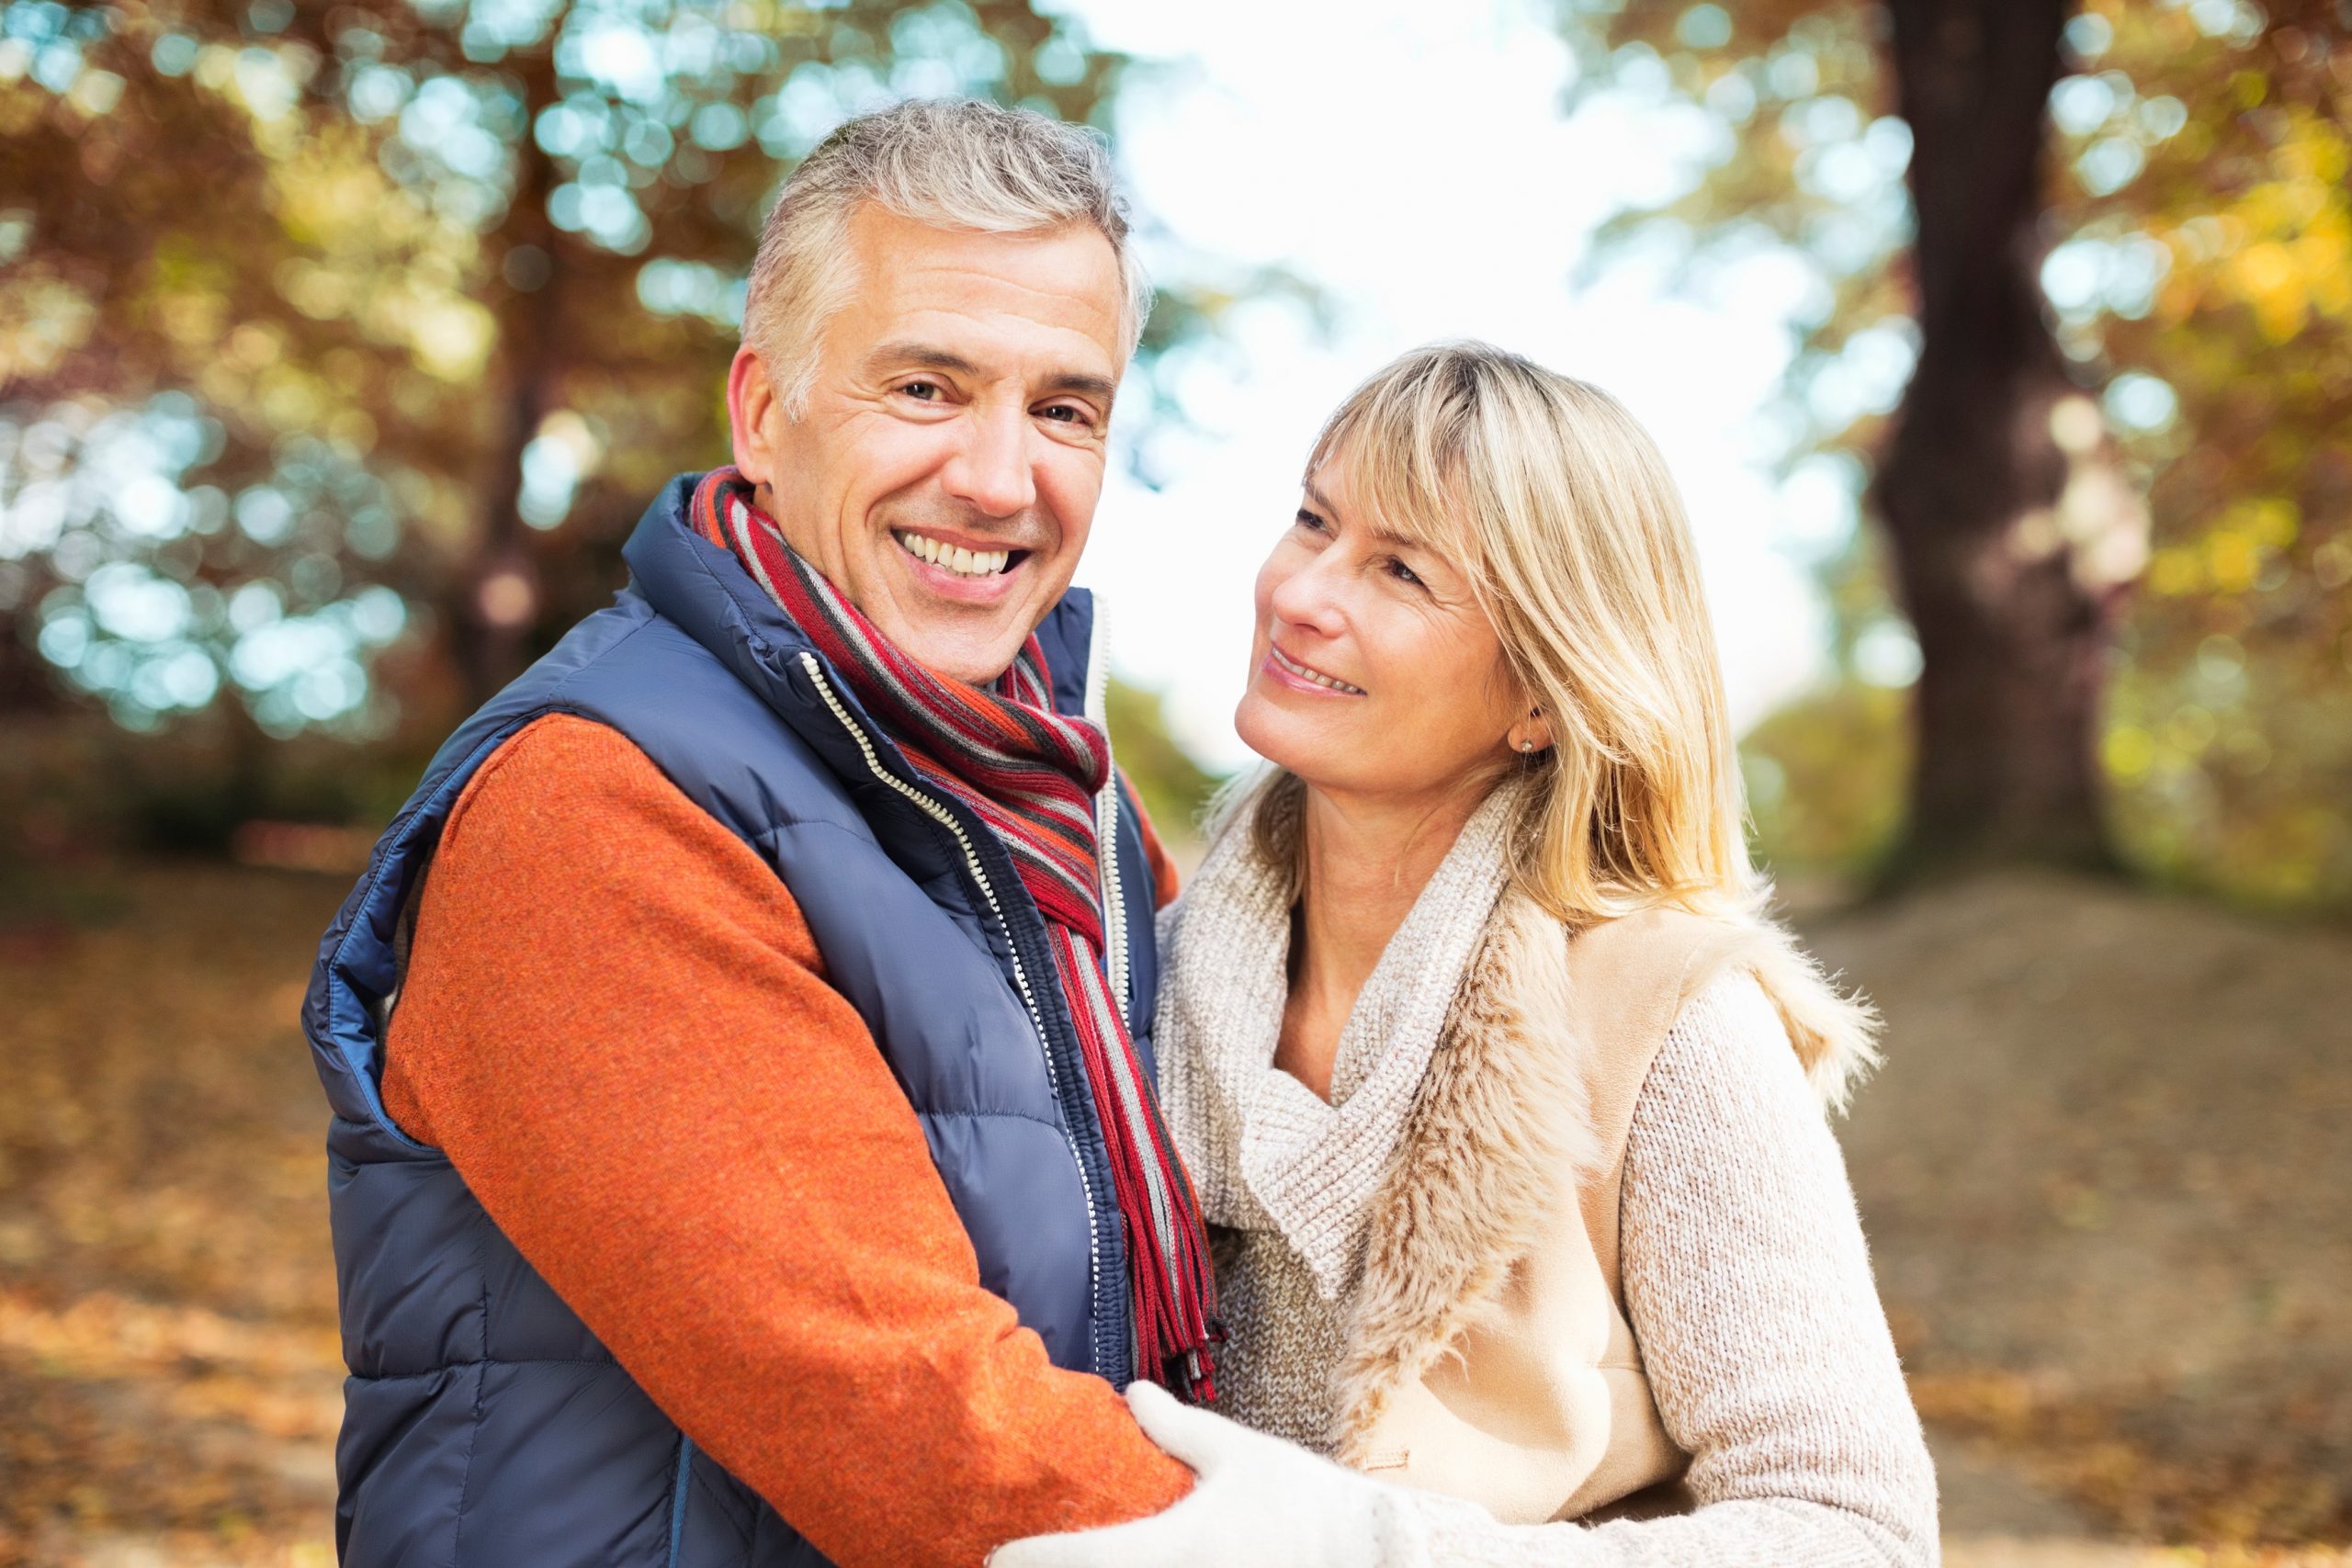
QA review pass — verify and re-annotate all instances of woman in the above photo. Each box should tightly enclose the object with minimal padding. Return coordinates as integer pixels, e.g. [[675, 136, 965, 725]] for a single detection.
[[999, 344, 1939, 1566]]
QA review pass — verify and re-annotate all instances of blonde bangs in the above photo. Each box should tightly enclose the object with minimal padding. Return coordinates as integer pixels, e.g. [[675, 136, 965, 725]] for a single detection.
[[1306, 374, 1481, 565]]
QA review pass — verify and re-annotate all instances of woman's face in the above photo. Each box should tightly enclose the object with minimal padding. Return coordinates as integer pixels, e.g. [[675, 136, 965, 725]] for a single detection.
[[1235, 452, 1535, 807]]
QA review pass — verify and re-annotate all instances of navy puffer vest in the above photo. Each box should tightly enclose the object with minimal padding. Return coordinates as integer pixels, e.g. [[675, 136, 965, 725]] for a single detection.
[[302, 473, 1163, 1567]]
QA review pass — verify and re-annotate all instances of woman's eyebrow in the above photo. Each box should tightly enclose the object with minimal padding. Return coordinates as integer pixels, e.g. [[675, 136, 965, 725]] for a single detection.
[[1306, 479, 1422, 549]]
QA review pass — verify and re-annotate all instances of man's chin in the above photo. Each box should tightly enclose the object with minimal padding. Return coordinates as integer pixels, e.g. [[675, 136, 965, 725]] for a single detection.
[[872, 613, 1031, 687], [877, 577, 1070, 686]]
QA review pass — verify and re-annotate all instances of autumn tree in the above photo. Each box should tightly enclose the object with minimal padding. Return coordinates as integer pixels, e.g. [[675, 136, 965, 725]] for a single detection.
[[1564, 0, 2352, 900], [0, 0, 1137, 743]]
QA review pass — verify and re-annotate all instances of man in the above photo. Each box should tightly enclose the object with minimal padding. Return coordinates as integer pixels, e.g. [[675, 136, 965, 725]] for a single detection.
[[302, 99, 1218, 1568]]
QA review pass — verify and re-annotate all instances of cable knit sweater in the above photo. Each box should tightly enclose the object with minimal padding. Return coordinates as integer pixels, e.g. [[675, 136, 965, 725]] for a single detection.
[[1158, 792, 1939, 1567]]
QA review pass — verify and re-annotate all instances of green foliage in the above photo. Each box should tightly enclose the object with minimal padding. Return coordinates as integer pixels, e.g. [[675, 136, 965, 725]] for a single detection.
[[2079, 2, 2352, 908], [1104, 674, 1220, 854], [1563, 0, 2352, 909], [1740, 680, 1910, 879], [1746, 663, 2352, 909]]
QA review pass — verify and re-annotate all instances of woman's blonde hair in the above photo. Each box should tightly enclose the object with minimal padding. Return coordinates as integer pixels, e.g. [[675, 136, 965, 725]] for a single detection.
[[1232, 341, 1763, 928]]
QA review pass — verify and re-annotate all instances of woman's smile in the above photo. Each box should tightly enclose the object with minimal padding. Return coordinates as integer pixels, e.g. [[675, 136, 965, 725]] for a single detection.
[[1262, 641, 1367, 696]]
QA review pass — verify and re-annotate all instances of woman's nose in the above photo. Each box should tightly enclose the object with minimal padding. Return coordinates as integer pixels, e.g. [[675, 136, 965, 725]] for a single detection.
[[1267, 550, 1348, 639]]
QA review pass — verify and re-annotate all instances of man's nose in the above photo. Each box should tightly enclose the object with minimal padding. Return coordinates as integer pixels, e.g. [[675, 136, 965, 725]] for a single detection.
[[941, 403, 1038, 519]]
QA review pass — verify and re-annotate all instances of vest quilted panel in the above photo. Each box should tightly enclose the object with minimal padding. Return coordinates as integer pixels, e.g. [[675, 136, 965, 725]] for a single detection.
[[326, 1145, 484, 1377], [454, 1362, 683, 1562], [334, 1365, 477, 1567]]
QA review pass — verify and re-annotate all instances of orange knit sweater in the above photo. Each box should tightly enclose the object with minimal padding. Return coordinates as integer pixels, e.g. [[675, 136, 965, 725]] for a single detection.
[[380, 713, 1190, 1568]]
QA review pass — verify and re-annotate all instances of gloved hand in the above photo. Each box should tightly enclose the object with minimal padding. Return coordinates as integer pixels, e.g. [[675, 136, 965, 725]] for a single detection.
[[988, 1381, 1437, 1568]]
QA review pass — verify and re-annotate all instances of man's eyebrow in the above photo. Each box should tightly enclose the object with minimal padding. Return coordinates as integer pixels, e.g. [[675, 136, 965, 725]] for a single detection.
[[864, 342, 1118, 406], [1039, 369, 1119, 405], [864, 342, 980, 378]]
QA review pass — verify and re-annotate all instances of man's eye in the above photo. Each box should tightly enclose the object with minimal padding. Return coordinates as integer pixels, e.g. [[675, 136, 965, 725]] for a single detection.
[[900, 380, 942, 401], [1039, 402, 1090, 424]]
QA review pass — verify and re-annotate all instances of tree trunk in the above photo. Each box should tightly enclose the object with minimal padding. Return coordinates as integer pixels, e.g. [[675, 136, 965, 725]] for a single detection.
[[453, 31, 566, 705], [1871, 0, 2142, 883]]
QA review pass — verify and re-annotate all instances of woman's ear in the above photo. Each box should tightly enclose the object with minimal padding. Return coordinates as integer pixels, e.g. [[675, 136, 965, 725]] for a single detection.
[[1507, 705, 1554, 756]]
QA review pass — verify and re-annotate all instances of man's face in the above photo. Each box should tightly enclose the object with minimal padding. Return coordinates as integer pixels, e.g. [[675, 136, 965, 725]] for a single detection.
[[727, 203, 1126, 685]]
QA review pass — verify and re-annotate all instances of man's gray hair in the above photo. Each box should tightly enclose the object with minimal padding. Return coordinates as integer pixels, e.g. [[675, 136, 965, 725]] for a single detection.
[[743, 97, 1151, 417]]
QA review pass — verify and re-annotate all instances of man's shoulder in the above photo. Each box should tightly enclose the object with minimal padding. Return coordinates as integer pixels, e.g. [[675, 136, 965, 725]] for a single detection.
[[426, 711, 824, 945], [447, 713, 697, 846], [475, 708, 643, 770], [438, 705, 861, 891]]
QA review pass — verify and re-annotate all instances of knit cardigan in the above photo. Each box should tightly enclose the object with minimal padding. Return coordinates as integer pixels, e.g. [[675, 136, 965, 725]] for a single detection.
[[1156, 784, 1941, 1564]]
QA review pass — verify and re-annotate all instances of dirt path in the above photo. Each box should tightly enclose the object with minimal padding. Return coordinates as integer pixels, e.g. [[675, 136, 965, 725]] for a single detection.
[[1, 862, 2345, 1563], [1805, 871, 2352, 1553]]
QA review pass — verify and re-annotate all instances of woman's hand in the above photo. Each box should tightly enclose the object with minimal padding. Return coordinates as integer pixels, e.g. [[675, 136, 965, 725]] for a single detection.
[[987, 1382, 1439, 1568]]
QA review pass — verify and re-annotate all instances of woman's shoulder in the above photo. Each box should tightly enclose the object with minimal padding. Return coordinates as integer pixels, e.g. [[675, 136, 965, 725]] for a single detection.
[[1658, 965, 1797, 1082], [1494, 894, 1883, 1115]]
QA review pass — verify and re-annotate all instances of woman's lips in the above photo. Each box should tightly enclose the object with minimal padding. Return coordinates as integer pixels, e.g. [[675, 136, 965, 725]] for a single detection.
[[1262, 643, 1366, 696]]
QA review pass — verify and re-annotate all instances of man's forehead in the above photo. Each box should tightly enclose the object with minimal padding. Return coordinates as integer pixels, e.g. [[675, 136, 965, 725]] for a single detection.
[[839, 206, 1125, 372]]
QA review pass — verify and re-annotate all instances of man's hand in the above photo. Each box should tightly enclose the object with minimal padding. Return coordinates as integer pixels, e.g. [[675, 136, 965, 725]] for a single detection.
[[989, 1382, 1440, 1568]]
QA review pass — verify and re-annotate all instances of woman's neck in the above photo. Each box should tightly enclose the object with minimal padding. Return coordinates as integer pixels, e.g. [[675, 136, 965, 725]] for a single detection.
[[1279, 773, 1504, 1094]]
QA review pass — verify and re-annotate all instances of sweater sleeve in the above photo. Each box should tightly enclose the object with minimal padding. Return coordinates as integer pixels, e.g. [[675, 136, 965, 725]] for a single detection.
[[1406, 969, 1941, 1567], [379, 713, 1191, 1568]]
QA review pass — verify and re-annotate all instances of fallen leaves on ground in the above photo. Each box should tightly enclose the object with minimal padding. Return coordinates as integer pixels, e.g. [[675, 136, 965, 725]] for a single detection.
[[1, 861, 345, 1568], [4, 861, 2348, 1562]]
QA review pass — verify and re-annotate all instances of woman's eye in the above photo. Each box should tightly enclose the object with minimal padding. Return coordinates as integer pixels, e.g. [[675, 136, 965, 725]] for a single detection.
[[1385, 557, 1424, 587], [1295, 508, 1327, 534]]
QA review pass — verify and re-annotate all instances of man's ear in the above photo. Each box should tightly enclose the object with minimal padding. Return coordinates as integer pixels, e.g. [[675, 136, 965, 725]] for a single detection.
[[726, 345, 780, 486]]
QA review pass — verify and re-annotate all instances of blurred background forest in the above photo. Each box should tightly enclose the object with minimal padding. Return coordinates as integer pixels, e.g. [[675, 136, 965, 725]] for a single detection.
[[2, 0, 2348, 1565]]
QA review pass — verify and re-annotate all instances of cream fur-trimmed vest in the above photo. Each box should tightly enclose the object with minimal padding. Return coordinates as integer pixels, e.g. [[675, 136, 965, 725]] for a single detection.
[[1160, 799, 1881, 1527]]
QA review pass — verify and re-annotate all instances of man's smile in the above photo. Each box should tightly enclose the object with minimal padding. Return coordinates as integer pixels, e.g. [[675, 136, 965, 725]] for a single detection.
[[890, 526, 1028, 580], [886, 523, 1038, 605]]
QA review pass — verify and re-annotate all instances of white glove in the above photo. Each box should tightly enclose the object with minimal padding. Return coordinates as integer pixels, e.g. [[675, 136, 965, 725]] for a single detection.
[[989, 1381, 1438, 1568]]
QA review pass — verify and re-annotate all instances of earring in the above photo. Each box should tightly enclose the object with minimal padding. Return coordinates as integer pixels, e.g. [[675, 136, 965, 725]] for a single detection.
[[1517, 739, 1535, 753]]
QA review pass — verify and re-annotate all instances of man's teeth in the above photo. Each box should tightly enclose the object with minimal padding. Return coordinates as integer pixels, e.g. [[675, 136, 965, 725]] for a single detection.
[[894, 530, 1012, 579], [1272, 646, 1364, 694]]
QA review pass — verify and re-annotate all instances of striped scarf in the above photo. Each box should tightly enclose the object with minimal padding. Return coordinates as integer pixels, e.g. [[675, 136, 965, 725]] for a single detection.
[[691, 468, 1223, 1401]]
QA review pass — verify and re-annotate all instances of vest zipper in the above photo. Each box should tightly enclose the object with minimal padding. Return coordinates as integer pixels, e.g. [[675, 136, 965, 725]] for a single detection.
[[797, 652, 1111, 1376], [1097, 780, 1131, 1016]]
